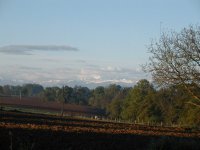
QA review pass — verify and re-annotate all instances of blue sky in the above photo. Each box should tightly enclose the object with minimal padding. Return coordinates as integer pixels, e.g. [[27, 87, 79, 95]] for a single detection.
[[0, 0, 199, 87]]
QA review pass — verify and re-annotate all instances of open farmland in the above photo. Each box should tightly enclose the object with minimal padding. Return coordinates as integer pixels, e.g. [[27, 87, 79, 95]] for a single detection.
[[0, 97, 104, 116], [1, 110, 200, 150]]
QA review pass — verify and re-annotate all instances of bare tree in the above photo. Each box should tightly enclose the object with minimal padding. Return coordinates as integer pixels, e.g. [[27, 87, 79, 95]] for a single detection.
[[145, 25, 200, 107]]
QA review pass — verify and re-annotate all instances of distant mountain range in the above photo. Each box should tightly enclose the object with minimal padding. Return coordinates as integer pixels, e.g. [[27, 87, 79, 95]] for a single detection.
[[61, 80, 136, 88], [0, 78, 136, 89]]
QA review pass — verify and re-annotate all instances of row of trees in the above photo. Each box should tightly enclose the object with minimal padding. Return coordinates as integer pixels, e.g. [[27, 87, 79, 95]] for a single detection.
[[41, 86, 91, 105], [0, 84, 91, 105], [107, 80, 200, 126], [0, 80, 199, 126], [0, 84, 44, 97], [0, 83, 129, 107]]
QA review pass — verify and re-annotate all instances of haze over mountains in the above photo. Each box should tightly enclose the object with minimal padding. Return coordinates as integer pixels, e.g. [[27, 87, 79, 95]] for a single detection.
[[0, 77, 138, 89]]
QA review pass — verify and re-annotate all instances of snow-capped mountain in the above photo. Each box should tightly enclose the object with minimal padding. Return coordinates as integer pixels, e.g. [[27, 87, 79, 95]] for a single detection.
[[0, 78, 136, 88]]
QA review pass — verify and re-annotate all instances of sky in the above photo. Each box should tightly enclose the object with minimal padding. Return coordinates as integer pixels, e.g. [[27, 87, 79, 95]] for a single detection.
[[0, 0, 199, 87]]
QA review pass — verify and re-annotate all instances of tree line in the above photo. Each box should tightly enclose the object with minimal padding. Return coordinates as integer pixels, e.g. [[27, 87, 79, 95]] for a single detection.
[[0, 79, 199, 126]]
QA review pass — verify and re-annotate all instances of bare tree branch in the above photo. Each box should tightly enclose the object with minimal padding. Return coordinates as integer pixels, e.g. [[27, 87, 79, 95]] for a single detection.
[[145, 25, 200, 107]]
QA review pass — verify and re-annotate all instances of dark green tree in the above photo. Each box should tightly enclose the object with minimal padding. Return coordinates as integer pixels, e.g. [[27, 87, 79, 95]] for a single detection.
[[0, 86, 3, 95], [107, 87, 130, 119], [22, 84, 43, 96], [89, 86, 105, 108], [3, 85, 12, 96], [121, 79, 155, 121]]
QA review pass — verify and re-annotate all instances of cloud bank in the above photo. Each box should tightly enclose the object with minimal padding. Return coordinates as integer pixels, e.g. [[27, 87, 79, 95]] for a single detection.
[[0, 45, 79, 55], [0, 63, 149, 87]]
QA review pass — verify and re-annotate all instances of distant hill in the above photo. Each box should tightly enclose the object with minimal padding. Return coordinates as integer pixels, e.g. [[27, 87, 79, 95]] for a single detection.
[[0, 78, 136, 88]]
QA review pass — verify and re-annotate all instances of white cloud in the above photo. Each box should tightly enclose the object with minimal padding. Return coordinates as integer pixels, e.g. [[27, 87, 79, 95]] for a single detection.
[[93, 75, 101, 80], [0, 45, 79, 55], [0, 61, 150, 87], [78, 68, 101, 81], [76, 65, 148, 84]]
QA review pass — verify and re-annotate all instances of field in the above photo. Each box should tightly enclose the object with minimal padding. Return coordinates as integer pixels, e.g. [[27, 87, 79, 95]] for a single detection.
[[1, 110, 200, 150], [0, 97, 104, 116]]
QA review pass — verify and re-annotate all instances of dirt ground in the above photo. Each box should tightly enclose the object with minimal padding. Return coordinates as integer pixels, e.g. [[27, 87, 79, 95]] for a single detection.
[[1, 110, 200, 150]]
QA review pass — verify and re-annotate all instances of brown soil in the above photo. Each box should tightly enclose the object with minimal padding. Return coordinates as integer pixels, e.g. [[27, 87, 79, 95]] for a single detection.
[[0, 110, 200, 150]]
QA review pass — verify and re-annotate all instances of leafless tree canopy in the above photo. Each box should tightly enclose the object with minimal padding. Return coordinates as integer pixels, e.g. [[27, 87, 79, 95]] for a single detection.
[[145, 25, 200, 107]]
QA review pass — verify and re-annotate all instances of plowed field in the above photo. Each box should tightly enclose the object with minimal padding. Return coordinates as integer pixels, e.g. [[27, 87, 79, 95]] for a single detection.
[[0, 110, 200, 150], [0, 97, 104, 116]]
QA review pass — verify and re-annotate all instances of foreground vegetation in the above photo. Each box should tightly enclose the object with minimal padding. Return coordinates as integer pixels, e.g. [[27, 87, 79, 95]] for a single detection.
[[1, 110, 200, 150]]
